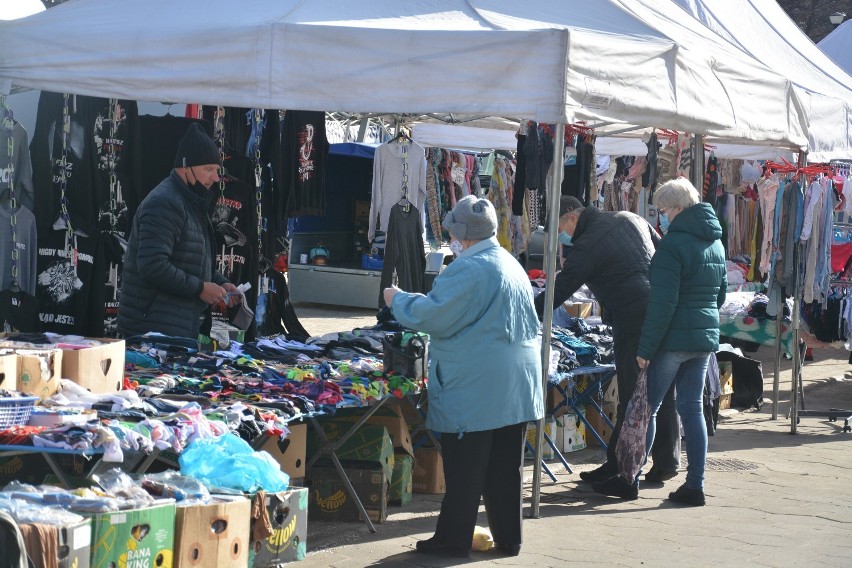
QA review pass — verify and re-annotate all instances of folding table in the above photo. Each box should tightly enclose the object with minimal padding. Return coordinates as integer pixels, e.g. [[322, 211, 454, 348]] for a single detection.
[[537, 364, 617, 476]]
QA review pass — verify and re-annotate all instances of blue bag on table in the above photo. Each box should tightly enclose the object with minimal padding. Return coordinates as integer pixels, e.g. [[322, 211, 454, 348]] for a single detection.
[[179, 432, 289, 493]]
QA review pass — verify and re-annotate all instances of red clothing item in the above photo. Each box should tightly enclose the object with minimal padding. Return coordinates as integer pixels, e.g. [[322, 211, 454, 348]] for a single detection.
[[830, 243, 852, 273]]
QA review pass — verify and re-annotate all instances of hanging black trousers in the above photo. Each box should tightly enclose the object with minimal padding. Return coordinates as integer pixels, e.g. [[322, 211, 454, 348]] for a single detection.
[[433, 422, 526, 549], [378, 203, 426, 307]]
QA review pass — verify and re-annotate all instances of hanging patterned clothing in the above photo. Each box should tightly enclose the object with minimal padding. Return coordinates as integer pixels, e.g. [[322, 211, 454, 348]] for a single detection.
[[281, 110, 329, 218]]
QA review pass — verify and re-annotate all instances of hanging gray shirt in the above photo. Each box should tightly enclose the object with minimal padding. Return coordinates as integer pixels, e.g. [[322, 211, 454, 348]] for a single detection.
[[0, 121, 35, 212], [0, 202, 37, 295], [369, 140, 427, 241]]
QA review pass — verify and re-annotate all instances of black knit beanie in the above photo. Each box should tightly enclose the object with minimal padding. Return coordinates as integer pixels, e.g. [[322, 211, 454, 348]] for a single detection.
[[174, 123, 220, 168]]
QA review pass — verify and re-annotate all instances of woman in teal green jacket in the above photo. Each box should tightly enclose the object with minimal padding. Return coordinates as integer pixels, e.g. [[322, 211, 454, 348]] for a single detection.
[[639, 177, 726, 506], [384, 196, 543, 558]]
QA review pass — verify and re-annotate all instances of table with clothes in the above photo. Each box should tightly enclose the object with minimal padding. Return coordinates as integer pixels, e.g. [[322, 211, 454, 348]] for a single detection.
[[717, 291, 796, 356], [0, 323, 420, 518]]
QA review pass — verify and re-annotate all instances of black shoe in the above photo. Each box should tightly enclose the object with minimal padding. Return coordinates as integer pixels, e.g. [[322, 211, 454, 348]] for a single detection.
[[668, 484, 706, 506], [579, 463, 617, 482], [494, 543, 521, 556], [592, 474, 639, 500], [416, 537, 470, 558], [645, 466, 678, 483]]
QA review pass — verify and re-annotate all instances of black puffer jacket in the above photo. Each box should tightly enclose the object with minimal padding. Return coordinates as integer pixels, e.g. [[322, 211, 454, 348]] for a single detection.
[[118, 171, 227, 338], [535, 207, 659, 324]]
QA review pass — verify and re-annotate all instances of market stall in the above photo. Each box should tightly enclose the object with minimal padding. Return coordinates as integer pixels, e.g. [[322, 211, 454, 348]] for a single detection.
[[1, 0, 834, 550]]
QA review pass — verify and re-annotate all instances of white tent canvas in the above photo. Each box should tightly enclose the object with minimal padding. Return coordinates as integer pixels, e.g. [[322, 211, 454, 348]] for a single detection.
[[675, 0, 852, 162], [0, 0, 807, 149], [819, 19, 852, 80]]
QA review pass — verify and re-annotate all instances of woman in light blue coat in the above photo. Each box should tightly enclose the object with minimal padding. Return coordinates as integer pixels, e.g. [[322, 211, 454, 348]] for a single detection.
[[384, 195, 543, 559]]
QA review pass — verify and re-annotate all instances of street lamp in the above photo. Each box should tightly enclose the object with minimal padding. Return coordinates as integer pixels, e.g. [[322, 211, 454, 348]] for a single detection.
[[829, 12, 846, 26]]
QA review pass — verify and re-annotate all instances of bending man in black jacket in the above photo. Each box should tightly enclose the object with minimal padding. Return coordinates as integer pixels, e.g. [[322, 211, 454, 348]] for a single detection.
[[118, 123, 239, 339], [535, 196, 680, 487]]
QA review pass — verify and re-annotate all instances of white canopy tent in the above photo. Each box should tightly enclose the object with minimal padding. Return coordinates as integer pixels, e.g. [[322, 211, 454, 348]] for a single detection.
[[674, 0, 852, 162], [0, 0, 808, 149], [818, 19, 852, 80]]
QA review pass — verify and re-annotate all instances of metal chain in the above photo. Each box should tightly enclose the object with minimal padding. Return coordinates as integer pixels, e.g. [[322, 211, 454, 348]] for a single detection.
[[253, 109, 264, 259], [107, 99, 121, 231], [214, 106, 226, 199], [6, 132, 17, 286], [401, 139, 410, 210], [59, 94, 75, 265]]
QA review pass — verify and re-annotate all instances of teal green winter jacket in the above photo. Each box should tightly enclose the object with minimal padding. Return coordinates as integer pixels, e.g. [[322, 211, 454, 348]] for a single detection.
[[637, 203, 727, 360]]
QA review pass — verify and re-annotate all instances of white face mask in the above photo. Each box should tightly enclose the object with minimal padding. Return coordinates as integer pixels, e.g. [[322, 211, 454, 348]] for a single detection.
[[449, 239, 464, 256]]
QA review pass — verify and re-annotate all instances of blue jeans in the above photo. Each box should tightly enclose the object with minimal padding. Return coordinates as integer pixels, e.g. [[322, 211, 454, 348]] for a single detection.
[[645, 351, 711, 490]]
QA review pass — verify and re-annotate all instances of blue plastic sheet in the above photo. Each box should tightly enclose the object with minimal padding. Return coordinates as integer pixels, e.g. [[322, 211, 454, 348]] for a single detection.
[[179, 433, 289, 493]]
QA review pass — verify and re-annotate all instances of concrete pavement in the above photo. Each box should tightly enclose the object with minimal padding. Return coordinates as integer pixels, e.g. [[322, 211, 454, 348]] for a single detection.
[[291, 304, 852, 567]]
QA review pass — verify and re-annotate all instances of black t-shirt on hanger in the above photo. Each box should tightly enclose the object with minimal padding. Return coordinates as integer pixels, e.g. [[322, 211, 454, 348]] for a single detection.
[[35, 229, 105, 336], [281, 110, 329, 218]]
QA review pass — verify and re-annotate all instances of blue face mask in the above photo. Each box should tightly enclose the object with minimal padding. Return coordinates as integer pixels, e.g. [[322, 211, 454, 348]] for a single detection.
[[558, 231, 573, 246], [659, 212, 670, 235]]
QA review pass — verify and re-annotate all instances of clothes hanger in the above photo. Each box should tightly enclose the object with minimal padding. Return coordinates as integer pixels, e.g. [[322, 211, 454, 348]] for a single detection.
[[389, 129, 411, 143], [0, 95, 14, 129]]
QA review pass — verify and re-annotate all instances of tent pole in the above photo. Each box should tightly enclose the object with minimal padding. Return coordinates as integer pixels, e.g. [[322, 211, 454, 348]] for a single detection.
[[772, 293, 783, 419], [691, 134, 705, 189], [789, 150, 807, 434], [356, 118, 369, 142], [531, 122, 566, 518]]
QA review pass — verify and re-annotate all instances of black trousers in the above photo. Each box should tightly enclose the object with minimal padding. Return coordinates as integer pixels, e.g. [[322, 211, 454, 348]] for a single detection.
[[607, 316, 680, 472], [433, 422, 527, 549]]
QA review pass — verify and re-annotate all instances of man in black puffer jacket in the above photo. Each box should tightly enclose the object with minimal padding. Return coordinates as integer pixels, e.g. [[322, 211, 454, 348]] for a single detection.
[[535, 196, 680, 486], [118, 123, 238, 339]]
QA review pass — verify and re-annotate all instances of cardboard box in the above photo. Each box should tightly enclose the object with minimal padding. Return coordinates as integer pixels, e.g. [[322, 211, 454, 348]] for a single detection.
[[87, 501, 175, 568], [20, 518, 92, 568], [718, 361, 734, 395], [58, 518, 92, 568], [556, 411, 587, 453], [61, 338, 125, 393], [216, 488, 308, 568], [564, 302, 595, 318], [16, 348, 63, 401], [0, 353, 17, 391], [389, 452, 413, 506], [354, 200, 371, 223], [603, 376, 619, 405], [307, 423, 395, 480], [256, 423, 307, 480], [584, 402, 617, 447], [174, 496, 251, 568], [525, 417, 556, 460], [307, 465, 388, 524], [250, 487, 309, 566], [719, 393, 732, 410], [332, 401, 414, 457], [412, 446, 445, 494]]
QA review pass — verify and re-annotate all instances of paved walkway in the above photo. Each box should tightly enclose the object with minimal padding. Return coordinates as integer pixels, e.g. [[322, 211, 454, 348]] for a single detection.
[[291, 304, 852, 567]]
